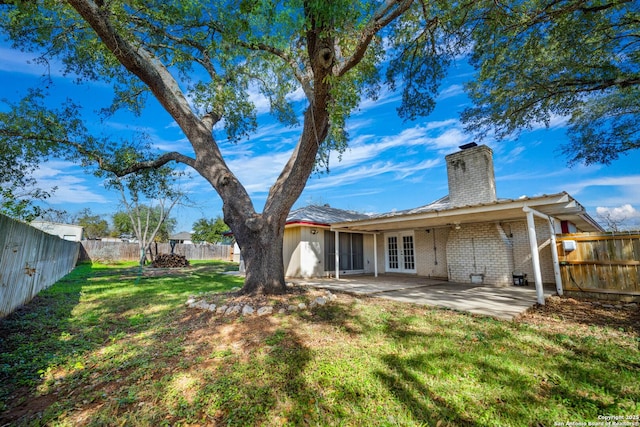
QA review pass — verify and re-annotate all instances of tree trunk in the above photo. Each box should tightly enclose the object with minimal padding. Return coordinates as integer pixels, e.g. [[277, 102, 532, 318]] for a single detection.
[[233, 216, 287, 295], [138, 246, 146, 266]]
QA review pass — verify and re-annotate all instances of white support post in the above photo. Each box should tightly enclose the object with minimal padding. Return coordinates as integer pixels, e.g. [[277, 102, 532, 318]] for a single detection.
[[524, 208, 545, 305], [523, 206, 564, 298], [548, 218, 563, 296], [334, 231, 340, 280], [373, 233, 378, 277]]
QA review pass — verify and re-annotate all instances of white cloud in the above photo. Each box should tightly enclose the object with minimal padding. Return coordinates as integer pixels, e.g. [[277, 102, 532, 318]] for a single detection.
[[153, 114, 463, 204], [424, 119, 459, 131], [562, 175, 640, 196], [306, 158, 439, 191], [247, 85, 272, 115], [0, 47, 60, 77], [226, 150, 292, 193], [496, 145, 527, 165], [334, 126, 429, 168], [248, 83, 308, 116], [595, 204, 640, 229], [286, 86, 307, 103], [426, 127, 470, 151], [355, 86, 402, 114], [103, 120, 196, 155], [220, 120, 461, 197], [345, 117, 376, 133], [31, 161, 110, 204], [153, 137, 194, 153], [595, 204, 640, 221], [438, 84, 464, 100], [530, 113, 570, 132], [335, 121, 466, 168], [218, 122, 448, 196]]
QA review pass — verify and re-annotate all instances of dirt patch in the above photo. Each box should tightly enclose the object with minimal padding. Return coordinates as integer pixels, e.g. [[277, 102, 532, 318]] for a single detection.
[[197, 284, 315, 309], [0, 387, 59, 426], [116, 263, 231, 279], [518, 295, 640, 335]]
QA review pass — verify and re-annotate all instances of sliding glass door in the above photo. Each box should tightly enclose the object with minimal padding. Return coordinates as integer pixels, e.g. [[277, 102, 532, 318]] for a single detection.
[[324, 231, 364, 272]]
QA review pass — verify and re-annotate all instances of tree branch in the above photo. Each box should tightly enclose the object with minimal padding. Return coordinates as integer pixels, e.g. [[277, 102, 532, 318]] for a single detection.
[[503, 0, 634, 32], [235, 39, 314, 101], [334, 0, 414, 77], [555, 77, 640, 91], [0, 129, 196, 177], [111, 152, 197, 177], [66, 0, 220, 155]]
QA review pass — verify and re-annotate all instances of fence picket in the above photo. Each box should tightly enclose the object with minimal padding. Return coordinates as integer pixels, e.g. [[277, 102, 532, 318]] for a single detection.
[[78, 240, 233, 263], [558, 232, 640, 297], [0, 214, 80, 318]]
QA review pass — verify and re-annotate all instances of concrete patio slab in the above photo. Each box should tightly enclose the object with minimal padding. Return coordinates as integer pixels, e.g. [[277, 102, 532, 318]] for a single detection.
[[292, 275, 555, 320]]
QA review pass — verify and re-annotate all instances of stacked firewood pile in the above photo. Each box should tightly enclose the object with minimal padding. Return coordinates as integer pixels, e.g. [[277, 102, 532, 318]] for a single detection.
[[150, 253, 190, 268]]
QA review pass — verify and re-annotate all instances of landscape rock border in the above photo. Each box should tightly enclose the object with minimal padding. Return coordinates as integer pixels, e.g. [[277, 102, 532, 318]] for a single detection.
[[185, 287, 337, 317]]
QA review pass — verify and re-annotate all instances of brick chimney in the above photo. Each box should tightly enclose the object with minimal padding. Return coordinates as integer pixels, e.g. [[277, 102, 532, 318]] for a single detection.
[[446, 144, 497, 207]]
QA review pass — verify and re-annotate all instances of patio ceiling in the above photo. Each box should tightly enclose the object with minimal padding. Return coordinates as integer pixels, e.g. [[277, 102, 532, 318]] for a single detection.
[[331, 192, 602, 233]]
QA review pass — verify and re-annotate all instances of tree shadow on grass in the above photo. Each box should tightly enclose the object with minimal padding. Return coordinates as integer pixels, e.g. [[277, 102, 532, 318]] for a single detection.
[[0, 262, 245, 426], [63, 309, 323, 426], [375, 352, 479, 427], [188, 317, 317, 425], [371, 309, 640, 426], [0, 267, 87, 425], [3, 269, 637, 426], [0, 261, 328, 426]]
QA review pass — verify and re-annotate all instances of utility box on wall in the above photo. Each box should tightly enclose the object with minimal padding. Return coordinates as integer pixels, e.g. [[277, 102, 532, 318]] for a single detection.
[[562, 240, 577, 252], [470, 273, 484, 284]]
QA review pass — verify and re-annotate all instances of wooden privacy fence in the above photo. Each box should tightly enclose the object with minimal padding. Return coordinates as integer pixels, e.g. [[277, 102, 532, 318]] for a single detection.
[[0, 214, 80, 318], [557, 232, 640, 297], [79, 240, 233, 263]]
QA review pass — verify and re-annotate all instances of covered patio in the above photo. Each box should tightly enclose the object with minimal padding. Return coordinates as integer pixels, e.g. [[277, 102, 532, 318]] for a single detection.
[[330, 192, 601, 306], [294, 274, 556, 320]]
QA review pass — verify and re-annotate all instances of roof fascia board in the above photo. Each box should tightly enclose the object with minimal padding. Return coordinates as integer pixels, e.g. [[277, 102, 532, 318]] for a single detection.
[[285, 221, 331, 228], [332, 193, 575, 228]]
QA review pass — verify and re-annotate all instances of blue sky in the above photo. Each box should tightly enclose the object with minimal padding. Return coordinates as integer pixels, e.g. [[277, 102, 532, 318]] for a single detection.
[[2, 43, 640, 233]]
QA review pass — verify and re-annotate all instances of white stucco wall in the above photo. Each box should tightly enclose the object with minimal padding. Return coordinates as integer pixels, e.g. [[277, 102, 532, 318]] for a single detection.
[[284, 226, 376, 278], [362, 234, 375, 274], [283, 227, 301, 277], [298, 227, 324, 277], [30, 221, 84, 242]]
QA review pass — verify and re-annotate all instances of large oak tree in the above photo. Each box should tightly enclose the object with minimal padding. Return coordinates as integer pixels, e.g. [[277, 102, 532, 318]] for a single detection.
[[462, 0, 639, 165], [0, 0, 466, 294]]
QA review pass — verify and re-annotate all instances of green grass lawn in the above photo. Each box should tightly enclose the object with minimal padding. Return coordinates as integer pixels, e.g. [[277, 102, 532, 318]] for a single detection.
[[1, 261, 638, 426]]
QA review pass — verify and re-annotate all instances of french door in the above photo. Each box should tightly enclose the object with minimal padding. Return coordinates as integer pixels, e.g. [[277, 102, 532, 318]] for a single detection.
[[385, 232, 416, 273]]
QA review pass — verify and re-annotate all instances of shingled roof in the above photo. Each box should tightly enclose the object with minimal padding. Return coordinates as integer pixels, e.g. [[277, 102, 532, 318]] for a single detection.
[[287, 204, 370, 226]]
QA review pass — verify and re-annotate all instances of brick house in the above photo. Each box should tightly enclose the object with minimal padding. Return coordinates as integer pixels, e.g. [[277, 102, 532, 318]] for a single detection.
[[284, 144, 602, 299]]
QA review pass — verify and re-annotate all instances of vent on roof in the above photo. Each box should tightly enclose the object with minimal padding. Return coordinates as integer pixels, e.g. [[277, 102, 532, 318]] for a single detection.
[[459, 142, 478, 150]]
